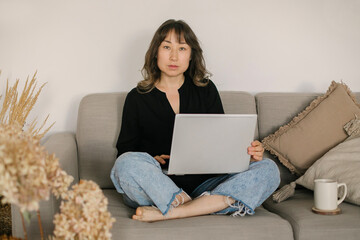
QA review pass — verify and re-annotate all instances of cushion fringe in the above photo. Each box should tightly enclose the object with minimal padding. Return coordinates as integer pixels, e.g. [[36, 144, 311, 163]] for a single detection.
[[272, 182, 296, 203]]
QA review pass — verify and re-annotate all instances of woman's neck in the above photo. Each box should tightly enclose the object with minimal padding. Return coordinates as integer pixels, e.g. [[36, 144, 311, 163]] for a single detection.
[[156, 75, 185, 91]]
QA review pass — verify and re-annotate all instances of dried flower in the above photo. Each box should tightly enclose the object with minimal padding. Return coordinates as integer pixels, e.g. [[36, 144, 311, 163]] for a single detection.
[[45, 153, 74, 199], [53, 180, 115, 240], [0, 123, 73, 212], [0, 123, 48, 212]]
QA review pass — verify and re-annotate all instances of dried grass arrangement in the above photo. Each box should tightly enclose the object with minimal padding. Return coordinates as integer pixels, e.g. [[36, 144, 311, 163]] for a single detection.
[[0, 72, 115, 239], [0, 71, 54, 139], [0, 123, 74, 239], [0, 71, 68, 239]]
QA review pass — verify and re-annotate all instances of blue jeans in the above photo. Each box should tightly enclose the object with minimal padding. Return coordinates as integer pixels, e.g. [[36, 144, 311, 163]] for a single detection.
[[110, 152, 280, 216]]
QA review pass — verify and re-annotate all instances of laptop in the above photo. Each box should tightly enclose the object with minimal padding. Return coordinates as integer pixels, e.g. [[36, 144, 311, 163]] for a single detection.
[[166, 114, 257, 175]]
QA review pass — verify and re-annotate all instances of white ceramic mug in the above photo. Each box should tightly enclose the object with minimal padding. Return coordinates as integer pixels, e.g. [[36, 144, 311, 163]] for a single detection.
[[314, 179, 347, 211]]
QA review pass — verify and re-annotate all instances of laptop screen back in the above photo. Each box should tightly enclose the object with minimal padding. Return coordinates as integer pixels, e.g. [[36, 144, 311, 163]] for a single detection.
[[168, 114, 257, 175]]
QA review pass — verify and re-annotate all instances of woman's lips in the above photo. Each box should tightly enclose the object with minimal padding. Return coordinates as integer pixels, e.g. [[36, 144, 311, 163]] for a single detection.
[[168, 65, 179, 69]]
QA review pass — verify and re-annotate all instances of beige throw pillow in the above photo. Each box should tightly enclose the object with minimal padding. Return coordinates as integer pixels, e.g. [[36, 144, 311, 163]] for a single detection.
[[262, 81, 360, 175], [273, 136, 360, 206], [296, 136, 360, 205]]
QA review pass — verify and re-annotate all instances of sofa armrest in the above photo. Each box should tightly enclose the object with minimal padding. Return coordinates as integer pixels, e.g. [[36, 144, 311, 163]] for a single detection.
[[43, 132, 79, 184], [11, 132, 79, 239]]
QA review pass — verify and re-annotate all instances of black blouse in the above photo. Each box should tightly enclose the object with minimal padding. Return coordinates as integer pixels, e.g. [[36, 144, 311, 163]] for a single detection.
[[116, 76, 224, 193]]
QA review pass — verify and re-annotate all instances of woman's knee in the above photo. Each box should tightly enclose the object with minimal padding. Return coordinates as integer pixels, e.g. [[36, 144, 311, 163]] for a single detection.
[[260, 158, 281, 187], [250, 159, 280, 182], [114, 152, 146, 177], [114, 152, 160, 177]]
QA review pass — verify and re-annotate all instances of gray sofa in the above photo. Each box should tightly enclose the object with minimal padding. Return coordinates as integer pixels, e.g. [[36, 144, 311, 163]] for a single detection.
[[12, 91, 360, 240]]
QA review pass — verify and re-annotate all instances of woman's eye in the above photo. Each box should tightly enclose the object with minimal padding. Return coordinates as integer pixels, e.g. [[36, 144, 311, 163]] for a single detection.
[[180, 47, 186, 51], [164, 46, 170, 49]]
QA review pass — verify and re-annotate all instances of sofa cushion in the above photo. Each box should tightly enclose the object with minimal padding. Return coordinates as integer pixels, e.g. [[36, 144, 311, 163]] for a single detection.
[[76, 91, 257, 188], [263, 188, 360, 240], [256, 91, 360, 186], [295, 136, 360, 205], [262, 82, 360, 175], [104, 189, 293, 240], [219, 91, 258, 139], [77, 93, 126, 188], [256, 93, 319, 187]]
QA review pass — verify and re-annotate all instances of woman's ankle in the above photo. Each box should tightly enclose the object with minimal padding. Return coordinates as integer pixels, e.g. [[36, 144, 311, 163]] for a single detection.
[[171, 191, 192, 207]]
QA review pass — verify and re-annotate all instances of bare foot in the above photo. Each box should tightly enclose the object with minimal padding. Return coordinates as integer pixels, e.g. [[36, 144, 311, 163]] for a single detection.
[[132, 192, 191, 222], [132, 195, 234, 222], [132, 206, 177, 222]]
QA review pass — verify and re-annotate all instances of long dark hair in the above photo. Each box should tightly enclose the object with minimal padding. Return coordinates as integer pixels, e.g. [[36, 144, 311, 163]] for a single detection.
[[138, 19, 210, 93]]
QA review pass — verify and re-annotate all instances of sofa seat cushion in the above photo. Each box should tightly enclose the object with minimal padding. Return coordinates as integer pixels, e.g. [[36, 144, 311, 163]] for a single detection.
[[104, 190, 293, 240], [263, 188, 360, 240]]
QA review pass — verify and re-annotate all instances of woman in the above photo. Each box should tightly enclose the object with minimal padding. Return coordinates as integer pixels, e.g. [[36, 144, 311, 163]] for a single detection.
[[111, 19, 280, 222]]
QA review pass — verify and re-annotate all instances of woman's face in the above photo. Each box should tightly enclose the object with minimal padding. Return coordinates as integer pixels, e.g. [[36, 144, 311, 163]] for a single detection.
[[157, 30, 192, 80]]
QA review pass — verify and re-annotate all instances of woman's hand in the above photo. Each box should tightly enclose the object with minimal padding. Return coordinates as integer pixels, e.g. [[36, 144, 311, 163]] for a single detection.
[[154, 155, 170, 165], [247, 140, 264, 162]]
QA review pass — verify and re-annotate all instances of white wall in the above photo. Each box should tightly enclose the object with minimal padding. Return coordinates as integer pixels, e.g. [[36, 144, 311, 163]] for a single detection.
[[1, 0, 360, 134]]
